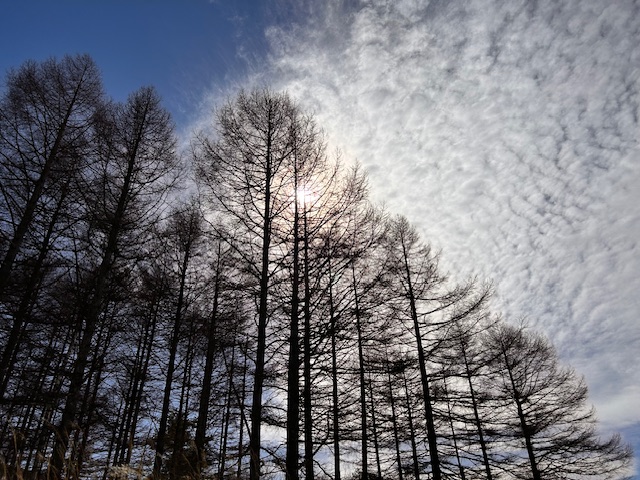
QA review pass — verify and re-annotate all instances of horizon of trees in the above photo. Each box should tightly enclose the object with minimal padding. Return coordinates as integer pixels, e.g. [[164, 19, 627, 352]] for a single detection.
[[0, 54, 633, 480]]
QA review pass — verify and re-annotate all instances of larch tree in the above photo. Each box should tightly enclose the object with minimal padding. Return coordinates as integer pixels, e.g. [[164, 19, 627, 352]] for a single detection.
[[483, 322, 632, 480], [0, 53, 633, 480], [193, 230, 236, 476], [152, 199, 206, 479], [383, 215, 446, 480], [440, 309, 498, 480], [194, 89, 300, 480], [0, 54, 103, 396], [291, 153, 375, 480], [0, 54, 103, 288], [50, 86, 179, 480]]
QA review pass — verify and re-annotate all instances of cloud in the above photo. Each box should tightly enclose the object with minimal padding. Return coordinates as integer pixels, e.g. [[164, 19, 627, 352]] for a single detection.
[[261, 0, 640, 444]]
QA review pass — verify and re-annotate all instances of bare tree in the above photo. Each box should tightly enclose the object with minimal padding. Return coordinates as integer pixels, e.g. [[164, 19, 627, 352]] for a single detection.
[[0, 55, 104, 401], [50, 86, 178, 479], [152, 199, 205, 479], [2, 61, 632, 480], [194, 89, 299, 480], [484, 322, 632, 479], [383, 216, 446, 480], [0, 54, 102, 293]]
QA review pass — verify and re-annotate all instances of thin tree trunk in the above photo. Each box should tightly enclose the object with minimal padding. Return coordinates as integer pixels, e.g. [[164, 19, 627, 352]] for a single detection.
[[503, 350, 540, 480], [126, 297, 160, 466], [328, 256, 341, 480], [113, 329, 144, 465], [249, 117, 273, 480], [442, 374, 465, 480], [302, 206, 314, 480], [219, 342, 238, 479], [75, 323, 114, 479], [351, 264, 368, 480], [153, 240, 193, 479], [461, 346, 492, 480], [237, 344, 249, 479], [287, 165, 301, 480], [367, 371, 382, 480], [103, 397, 124, 480], [23, 327, 73, 475], [400, 238, 442, 480], [385, 358, 403, 480], [402, 369, 420, 480], [170, 327, 195, 480], [195, 242, 222, 475]]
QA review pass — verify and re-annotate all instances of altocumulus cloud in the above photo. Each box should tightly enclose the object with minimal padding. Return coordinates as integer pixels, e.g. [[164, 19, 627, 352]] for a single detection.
[[253, 0, 640, 448]]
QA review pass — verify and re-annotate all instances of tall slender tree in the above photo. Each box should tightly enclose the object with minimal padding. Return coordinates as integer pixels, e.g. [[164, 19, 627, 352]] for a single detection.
[[0, 54, 103, 293], [484, 323, 632, 479], [384, 216, 445, 480], [50, 86, 178, 479], [0, 56, 104, 411], [0, 64, 633, 480], [153, 200, 205, 479], [195, 89, 300, 480]]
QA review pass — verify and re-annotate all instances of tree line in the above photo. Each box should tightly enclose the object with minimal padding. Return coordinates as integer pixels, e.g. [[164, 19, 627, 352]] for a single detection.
[[0, 54, 633, 480]]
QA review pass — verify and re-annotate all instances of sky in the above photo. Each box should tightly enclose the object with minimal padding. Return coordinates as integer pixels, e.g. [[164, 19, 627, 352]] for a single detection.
[[2, 0, 639, 473]]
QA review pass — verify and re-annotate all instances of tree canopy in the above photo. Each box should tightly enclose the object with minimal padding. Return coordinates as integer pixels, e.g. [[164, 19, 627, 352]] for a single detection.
[[0, 55, 633, 480]]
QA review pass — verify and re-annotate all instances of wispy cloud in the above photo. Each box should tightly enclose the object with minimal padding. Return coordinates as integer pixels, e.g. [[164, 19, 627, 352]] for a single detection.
[[260, 0, 640, 442]]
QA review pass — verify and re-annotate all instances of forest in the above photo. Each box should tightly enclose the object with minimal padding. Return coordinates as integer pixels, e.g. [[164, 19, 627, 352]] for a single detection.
[[0, 54, 633, 480]]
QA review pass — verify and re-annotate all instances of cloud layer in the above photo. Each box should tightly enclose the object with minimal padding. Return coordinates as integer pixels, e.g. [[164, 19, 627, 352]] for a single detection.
[[259, 0, 640, 442]]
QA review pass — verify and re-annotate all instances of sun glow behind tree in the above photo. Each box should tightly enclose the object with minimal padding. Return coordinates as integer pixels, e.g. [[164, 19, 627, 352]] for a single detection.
[[295, 185, 318, 208]]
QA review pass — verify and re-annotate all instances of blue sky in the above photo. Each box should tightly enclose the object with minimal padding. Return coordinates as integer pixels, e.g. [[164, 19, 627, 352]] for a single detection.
[[2, 0, 639, 474], [1, 0, 274, 126]]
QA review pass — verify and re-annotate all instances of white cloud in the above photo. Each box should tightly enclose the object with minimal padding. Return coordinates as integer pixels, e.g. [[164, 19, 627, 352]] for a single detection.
[[261, 0, 640, 453]]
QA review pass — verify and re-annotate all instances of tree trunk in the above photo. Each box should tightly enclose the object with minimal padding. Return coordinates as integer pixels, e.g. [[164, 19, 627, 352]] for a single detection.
[[367, 371, 382, 480], [385, 357, 403, 480], [302, 207, 314, 480], [461, 345, 492, 480], [328, 256, 342, 480], [153, 239, 193, 479], [249, 110, 274, 480], [402, 369, 420, 480], [442, 374, 465, 480], [351, 264, 368, 480], [195, 243, 222, 475], [503, 351, 541, 480], [286, 166, 301, 480], [400, 238, 442, 480]]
